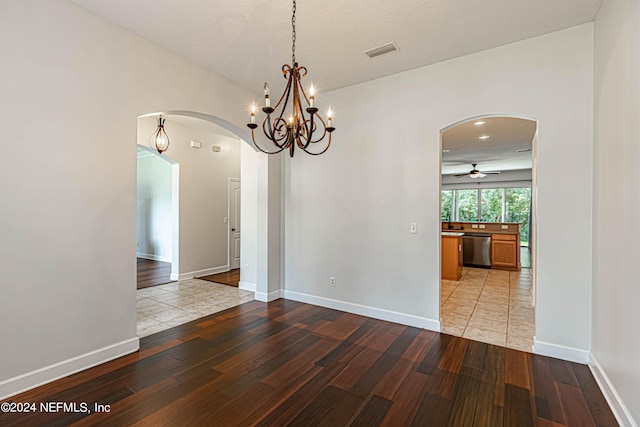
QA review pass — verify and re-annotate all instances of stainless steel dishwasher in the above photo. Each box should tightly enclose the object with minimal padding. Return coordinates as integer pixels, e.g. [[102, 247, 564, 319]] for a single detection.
[[463, 233, 491, 267]]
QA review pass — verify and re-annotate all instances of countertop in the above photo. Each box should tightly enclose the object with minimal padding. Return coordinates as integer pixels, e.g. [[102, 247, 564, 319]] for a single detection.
[[442, 229, 518, 235], [441, 232, 464, 237]]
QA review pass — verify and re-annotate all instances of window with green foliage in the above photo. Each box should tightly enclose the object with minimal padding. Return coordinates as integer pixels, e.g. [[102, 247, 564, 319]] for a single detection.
[[442, 186, 531, 245], [441, 190, 453, 222], [456, 190, 478, 222], [505, 188, 531, 245], [481, 189, 503, 222]]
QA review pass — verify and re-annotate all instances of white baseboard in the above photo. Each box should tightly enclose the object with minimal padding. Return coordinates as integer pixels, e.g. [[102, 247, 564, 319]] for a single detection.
[[589, 354, 638, 427], [136, 253, 171, 263], [180, 265, 229, 281], [256, 289, 283, 302], [283, 290, 440, 331], [0, 337, 139, 400], [533, 339, 590, 364], [238, 281, 256, 292]]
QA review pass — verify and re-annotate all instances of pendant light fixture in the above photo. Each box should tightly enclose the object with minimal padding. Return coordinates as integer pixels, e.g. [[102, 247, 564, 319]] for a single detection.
[[149, 116, 170, 154], [247, 0, 335, 157]]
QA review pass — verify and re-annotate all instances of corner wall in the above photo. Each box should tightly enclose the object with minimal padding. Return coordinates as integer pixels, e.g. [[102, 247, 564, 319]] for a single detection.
[[592, 0, 640, 424], [137, 151, 173, 262], [284, 24, 594, 359], [0, 0, 257, 399]]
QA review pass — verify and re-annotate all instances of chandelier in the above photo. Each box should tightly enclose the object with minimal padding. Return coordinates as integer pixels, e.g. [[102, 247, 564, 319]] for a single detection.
[[149, 115, 170, 154], [247, 0, 335, 157]]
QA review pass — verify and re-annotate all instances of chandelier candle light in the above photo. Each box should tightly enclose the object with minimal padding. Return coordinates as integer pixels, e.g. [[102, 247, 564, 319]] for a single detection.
[[247, 0, 335, 157]]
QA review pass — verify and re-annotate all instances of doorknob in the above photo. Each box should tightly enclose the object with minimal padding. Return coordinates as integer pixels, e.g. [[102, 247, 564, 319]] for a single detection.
[[231, 228, 236, 231]]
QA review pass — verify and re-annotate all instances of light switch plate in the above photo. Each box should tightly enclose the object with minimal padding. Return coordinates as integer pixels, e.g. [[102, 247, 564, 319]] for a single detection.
[[479, 224, 485, 229], [410, 223, 417, 234], [502, 225, 509, 229], [472, 224, 479, 229]]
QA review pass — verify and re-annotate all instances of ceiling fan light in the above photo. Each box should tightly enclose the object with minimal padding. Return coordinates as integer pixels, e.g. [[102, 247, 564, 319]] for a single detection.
[[470, 172, 480, 178]]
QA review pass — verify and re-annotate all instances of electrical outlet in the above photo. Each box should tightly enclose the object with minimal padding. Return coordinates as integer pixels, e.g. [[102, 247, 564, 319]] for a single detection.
[[330, 277, 336, 287], [224, 216, 228, 224], [479, 224, 485, 229], [410, 223, 417, 234], [501, 225, 509, 229], [244, 264, 249, 272], [472, 224, 479, 229]]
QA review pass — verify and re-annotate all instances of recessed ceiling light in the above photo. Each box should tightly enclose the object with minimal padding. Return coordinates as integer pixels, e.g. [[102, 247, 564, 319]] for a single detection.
[[478, 135, 490, 140], [442, 149, 451, 153], [473, 120, 486, 126]]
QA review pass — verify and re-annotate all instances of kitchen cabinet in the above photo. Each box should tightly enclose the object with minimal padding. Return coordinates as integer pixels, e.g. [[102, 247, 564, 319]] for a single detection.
[[491, 233, 519, 270], [441, 234, 463, 280]]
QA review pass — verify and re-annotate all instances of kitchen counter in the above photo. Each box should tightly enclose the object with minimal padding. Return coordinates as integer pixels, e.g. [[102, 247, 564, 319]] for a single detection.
[[441, 233, 463, 280], [441, 231, 464, 237]]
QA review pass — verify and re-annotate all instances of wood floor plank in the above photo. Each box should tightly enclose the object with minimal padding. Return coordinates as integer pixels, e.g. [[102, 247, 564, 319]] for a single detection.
[[379, 371, 431, 427], [505, 384, 535, 427], [0, 300, 617, 427], [506, 348, 531, 390], [136, 258, 173, 289], [528, 353, 566, 424], [571, 363, 619, 427], [555, 382, 597, 427], [350, 395, 393, 427], [197, 268, 240, 287], [473, 381, 505, 427]]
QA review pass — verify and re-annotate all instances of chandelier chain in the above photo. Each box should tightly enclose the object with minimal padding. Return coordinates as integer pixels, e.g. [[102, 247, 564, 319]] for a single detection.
[[291, 0, 296, 64]]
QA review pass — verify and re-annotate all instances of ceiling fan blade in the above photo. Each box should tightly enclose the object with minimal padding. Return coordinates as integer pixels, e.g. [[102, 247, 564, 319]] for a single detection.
[[484, 171, 501, 175], [454, 174, 468, 178]]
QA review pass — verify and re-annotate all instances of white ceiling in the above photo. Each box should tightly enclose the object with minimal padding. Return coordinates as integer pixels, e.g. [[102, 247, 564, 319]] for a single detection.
[[69, 0, 602, 93], [441, 117, 536, 175]]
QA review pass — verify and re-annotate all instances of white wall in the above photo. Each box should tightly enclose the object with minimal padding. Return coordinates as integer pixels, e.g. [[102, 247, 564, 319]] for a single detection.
[[0, 0, 260, 399], [240, 141, 259, 290], [137, 151, 173, 262], [137, 119, 240, 278], [592, 0, 640, 424], [284, 24, 594, 358]]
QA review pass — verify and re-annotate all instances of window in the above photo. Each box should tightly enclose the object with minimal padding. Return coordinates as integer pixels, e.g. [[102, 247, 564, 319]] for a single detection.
[[441, 190, 453, 222], [442, 186, 531, 245], [480, 188, 503, 222], [456, 190, 478, 222], [505, 188, 531, 245]]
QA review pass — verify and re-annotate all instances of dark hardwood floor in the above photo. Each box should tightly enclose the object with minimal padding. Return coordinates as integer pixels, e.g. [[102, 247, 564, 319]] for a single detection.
[[0, 300, 616, 426], [137, 257, 174, 289], [198, 268, 240, 288]]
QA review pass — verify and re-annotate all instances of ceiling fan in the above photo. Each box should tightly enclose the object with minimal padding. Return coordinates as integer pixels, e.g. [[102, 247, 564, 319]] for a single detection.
[[455, 163, 501, 179]]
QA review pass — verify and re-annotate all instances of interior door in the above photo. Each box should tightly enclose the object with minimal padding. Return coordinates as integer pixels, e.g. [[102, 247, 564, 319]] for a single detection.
[[229, 179, 241, 270]]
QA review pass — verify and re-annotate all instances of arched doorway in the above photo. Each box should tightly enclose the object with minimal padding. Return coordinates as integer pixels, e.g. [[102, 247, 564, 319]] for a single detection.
[[439, 114, 538, 352], [134, 110, 276, 337]]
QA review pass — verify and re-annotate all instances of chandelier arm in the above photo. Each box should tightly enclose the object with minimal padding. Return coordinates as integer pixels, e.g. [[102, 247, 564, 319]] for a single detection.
[[306, 115, 327, 144], [264, 117, 289, 148], [300, 131, 332, 156], [251, 129, 288, 155]]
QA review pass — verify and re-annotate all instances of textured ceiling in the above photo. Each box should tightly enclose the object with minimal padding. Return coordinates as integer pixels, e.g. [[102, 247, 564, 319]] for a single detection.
[[442, 117, 536, 175], [69, 0, 602, 93]]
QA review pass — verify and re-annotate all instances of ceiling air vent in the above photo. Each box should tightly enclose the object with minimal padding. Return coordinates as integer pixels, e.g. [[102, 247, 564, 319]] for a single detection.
[[363, 42, 400, 59]]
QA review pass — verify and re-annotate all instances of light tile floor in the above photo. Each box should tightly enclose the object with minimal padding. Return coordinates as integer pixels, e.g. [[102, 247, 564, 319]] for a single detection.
[[137, 278, 255, 337], [441, 267, 535, 352]]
